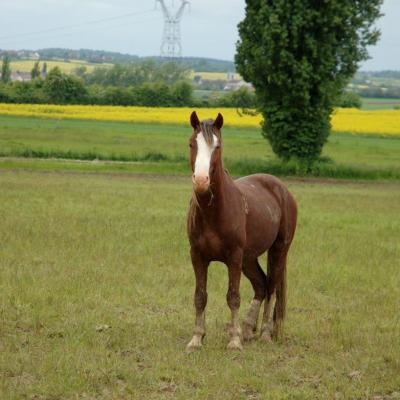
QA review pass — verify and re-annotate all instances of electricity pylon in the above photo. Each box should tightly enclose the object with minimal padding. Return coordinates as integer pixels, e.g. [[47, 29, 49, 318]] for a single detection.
[[155, 0, 190, 58]]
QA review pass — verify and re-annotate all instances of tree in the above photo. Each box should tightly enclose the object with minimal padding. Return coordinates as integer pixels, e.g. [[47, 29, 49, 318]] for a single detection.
[[42, 62, 48, 77], [228, 86, 256, 109], [171, 80, 193, 106], [74, 65, 87, 79], [31, 61, 41, 79], [236, 0, 382, 163], [335, 92, 362, 109], [44, 67, 87, 104], [1, 56, 12, 84]]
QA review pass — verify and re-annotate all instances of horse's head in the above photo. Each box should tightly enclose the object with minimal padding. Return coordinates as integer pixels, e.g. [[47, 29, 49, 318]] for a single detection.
[[189, 111, 224, 194]]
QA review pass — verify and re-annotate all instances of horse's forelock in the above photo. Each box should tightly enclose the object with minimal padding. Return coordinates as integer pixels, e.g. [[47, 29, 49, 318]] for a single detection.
[[200, 120, 218, 146]]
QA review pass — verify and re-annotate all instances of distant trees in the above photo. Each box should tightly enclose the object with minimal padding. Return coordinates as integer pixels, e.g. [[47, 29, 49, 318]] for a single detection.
[[1, 56, 12, 83], [0, 58, 255, 108], [86, 80, 193, 107], [227, 86, 257, 109], [354, 86, 400, 99], [236, 0, 383, 163], [44, 67, 88, 104], [42, 62, 48, 77], [335, 92, 362, 109], [84, 60, 189, 87], [31, 62, 41, 79]]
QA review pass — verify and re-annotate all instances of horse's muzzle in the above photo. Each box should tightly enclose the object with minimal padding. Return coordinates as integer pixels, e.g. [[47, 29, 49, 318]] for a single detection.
[[192, 174, 210, 194]]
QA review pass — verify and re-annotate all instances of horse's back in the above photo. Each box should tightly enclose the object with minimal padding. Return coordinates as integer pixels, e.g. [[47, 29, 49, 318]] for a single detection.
[[235, 174, 297, 255]]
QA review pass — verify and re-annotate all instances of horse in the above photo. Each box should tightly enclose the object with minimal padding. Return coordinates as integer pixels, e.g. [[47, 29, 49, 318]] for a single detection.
[[186, 111, 297, 352]]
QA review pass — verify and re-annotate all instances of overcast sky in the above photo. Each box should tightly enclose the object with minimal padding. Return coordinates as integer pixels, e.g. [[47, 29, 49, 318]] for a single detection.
[[0, 0, 399, 70]]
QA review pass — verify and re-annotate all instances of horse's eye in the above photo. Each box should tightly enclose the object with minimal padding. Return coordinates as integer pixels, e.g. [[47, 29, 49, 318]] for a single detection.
[[189, 143, 193, 148]]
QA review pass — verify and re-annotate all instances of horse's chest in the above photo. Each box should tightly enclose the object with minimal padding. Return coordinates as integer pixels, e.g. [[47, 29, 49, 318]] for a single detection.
[[194, 228, 225, 259]]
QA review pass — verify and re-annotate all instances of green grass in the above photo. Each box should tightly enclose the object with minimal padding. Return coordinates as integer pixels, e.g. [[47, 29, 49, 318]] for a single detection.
[[0, 171, 399, 399], [361, 97, 400, 110], [193, 90, 226, 101], [1, 115, 400, 179]]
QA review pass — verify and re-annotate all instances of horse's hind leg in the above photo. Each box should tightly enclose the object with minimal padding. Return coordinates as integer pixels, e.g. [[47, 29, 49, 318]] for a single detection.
[[261, 243, 288, 342], [186, 250, 209, 353], [242, 258, 267, 341], [226, 248, 244, 351]]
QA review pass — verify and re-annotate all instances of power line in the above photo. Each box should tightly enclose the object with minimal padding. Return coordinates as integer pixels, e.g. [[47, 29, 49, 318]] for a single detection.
[[0, 9, 156, 42], [1, 15, 163, 47]]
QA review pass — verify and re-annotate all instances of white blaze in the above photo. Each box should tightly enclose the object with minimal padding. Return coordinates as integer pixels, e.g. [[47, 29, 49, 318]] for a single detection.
[[194, 132, 218, 178]]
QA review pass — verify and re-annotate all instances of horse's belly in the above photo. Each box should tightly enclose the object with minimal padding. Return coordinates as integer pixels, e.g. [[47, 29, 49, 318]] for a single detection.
[[245, 214, 280, 256], [242, 189, 282, 256]]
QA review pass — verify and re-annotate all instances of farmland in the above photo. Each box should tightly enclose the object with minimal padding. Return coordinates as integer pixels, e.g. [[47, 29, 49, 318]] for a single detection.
[[0, 115, 400, 180], [0, 171, 399, 399], [361, 97, 400, 110], [190, 71, 239, 80], [1, 104, 400, 136], [0, 106, 399, 399], [10, 59, 112, 74], [10, 61, 235, 81]]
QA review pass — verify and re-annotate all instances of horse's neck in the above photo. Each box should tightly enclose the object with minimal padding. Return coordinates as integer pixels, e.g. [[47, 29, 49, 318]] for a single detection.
[[194, 164, 235, 217]]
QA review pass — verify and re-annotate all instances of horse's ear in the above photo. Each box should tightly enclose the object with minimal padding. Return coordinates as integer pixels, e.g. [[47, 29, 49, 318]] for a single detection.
[[214, 113, 224, 130], [190, 111, 200, 129]]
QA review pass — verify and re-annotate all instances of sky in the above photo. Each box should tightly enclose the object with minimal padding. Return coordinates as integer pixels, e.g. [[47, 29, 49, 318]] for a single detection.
[[0, 0, 399, 70]]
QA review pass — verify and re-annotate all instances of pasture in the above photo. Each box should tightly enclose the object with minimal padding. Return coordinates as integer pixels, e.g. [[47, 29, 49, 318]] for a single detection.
[[361, 98, 400, 111], [1, 115, 400, 180], [0, 171, 399, 399]]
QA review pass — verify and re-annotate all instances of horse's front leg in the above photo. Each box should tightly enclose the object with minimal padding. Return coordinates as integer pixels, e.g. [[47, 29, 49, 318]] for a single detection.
[[186, 249, 209, 353], [226, 248, 244, 351]]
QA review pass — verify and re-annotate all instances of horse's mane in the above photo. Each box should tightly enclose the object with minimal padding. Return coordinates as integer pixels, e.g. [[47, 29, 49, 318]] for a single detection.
[[187, 194, 199, 232]]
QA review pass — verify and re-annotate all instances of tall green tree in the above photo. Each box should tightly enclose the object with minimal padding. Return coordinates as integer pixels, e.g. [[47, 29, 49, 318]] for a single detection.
[[236, 0, 382, 163], [42, 62, 48, 77], [31, 61, 41, 79], [44, 67, 87, 104], [1, 56, 12, 84]]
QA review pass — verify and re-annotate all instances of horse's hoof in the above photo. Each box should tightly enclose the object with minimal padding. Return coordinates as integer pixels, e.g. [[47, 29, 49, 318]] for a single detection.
[[260, 331, 273, 343], [186, 344, 201, 354], [186, 336, 203, 353], [227, 337, 243, 351], [242, 326, 256, 342]]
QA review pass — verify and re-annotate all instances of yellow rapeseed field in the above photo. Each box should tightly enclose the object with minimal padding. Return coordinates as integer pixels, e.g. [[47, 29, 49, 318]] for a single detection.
[[11, 60, 112, 74], [0, 104, 399, 136], [189, 71, 241, 80]]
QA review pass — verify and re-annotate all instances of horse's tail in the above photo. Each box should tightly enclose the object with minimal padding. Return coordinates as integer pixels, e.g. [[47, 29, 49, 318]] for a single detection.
[[271, 254, 287, 339]]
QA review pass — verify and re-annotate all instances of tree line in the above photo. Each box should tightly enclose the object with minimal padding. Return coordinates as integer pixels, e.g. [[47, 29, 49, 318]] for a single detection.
[[0, 57, 261, 108]]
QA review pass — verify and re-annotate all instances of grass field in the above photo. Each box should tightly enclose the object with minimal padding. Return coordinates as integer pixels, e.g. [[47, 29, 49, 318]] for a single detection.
[[361, 98, 400, 110], [1, 115, 400, 180], [11, 60, 111, 74], [0, 171, 399, 399]]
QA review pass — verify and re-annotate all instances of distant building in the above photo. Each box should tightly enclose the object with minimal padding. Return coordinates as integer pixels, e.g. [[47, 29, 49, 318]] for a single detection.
[[224, 80, 253, 91], [11, 71, 32, 82], [224, 71, 253, 91], [227, 72, 236, 81], [16, 50, 40, 60]]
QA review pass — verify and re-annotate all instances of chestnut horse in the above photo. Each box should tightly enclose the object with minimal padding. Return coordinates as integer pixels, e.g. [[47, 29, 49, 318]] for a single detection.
[[186, 111, 297, 352]]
